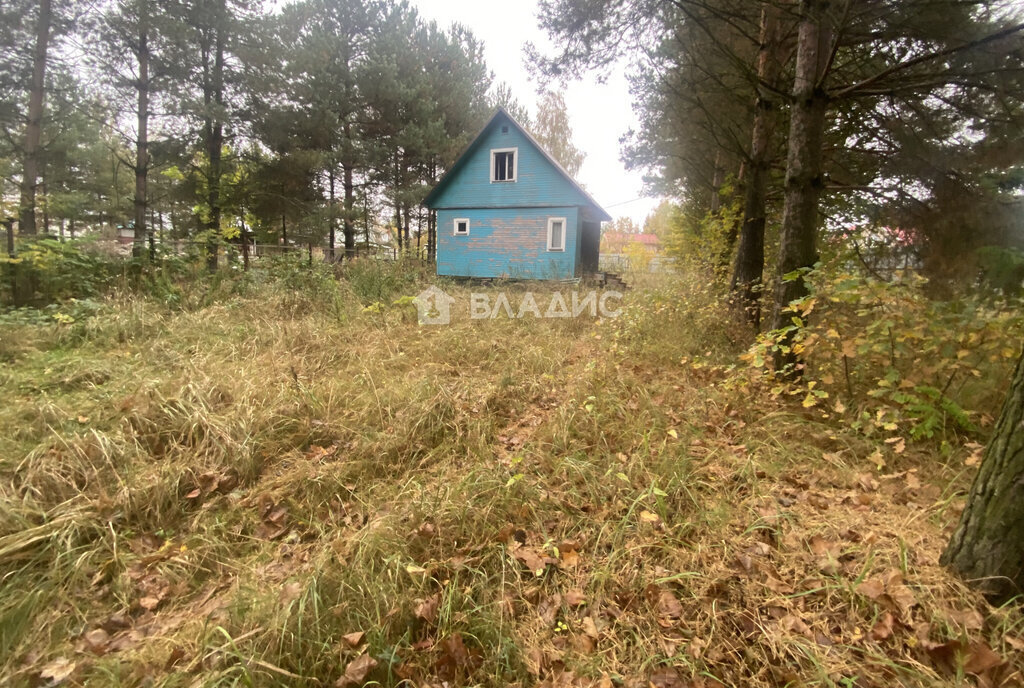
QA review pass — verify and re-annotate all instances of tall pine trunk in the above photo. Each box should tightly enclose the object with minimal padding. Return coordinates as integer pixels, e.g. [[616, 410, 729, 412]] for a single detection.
[[133, 0, 150, 260], [731, 4, 787, 329], [941, 350, 1024, 604], [343, 162, 355, 259], [771, 0, 832, 377], [19, 0, 52, 236], [328, 167, 336, 261], [204, 5, 225, 273]]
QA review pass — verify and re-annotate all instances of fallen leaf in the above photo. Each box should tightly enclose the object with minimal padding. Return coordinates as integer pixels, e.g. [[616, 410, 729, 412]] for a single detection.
[[964, 442, 984, 467], [39, 657, 75, 684], [336, 653, 378, 687], [964, 642, 1004, 675], [415, 593, 441, 625], [857, 577, 884, 600], [405, 564, 428, 576], [82, 628, 110, 654], [649, 665, 685, 688], [342, 631, 365, 648], [139, 596, 161, 612], [871, 612, 894, 641], [564, 589, 586, 607], [280, 581, 303, 605], [164, 646, 186, 670], [654, 589, 683, 628], [434, 633, 478, 681], [780, 613, 811, 638], [639, 510, 661, 525], [885, 436, 906, 454], [581, 616, 599, 640], [537, 593, 562, 626], [513, 547, 552, 576]]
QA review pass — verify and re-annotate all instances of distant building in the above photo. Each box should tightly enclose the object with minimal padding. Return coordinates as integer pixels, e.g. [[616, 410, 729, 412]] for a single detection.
[[422, 108, 611, 280], [601, 231, 662, 255]]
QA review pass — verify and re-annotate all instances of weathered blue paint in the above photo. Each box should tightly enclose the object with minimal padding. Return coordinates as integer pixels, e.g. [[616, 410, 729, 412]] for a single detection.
[[437, 207, 580, 279], [424, 109, 610, 280]]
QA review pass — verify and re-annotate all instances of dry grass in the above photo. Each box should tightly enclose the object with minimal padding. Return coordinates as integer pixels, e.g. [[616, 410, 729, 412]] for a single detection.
[[0, 265, 1020, 688]]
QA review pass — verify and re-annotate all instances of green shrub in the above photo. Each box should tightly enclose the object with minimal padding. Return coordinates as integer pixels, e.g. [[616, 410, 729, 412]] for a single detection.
[[0, 238, 126, 307], [341, 256, 422, 305], [744, 267, 1024, 442]]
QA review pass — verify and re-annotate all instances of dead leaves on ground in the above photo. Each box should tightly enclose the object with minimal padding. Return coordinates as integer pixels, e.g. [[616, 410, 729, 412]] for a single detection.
[[335, 652, 378, 687]]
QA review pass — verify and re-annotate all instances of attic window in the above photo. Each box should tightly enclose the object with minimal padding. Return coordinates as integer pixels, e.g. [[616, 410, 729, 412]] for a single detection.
[[453, 218, 470, 236], [547, 217, 566, 252], [491, 148, 517, 182], [501, 126, 509, 134]]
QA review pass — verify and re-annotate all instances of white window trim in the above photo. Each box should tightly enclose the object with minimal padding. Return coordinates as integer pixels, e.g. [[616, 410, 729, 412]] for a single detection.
[[453, 218, 470, 236], [547, 217, 567, 252], [490, 147, 518, 183]]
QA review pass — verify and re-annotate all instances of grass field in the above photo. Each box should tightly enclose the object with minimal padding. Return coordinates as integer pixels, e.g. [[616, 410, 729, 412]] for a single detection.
[[1, 263, 1021, 687]]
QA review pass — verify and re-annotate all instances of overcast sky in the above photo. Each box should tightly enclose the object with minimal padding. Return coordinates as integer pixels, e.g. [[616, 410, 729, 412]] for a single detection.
[[411, 0, 662, 226]]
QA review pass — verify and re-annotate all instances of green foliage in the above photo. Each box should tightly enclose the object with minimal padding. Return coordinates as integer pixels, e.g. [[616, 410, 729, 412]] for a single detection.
[[0, 238, 125, 307], [610, 267, 744, 365], [664, 185, 742, 278], [260, 253, 347, 318], [744, 267, 1024, 443], [976, 246, 1024, 296], [342, 257, 422, 306]]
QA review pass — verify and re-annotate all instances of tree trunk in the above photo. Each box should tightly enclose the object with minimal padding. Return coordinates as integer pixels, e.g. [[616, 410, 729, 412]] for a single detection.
[[770, 0, 832, 377], [709, 151, 724, 216], [343, 162, 355, 259], [941, 350, 1024, 604], [19, 0, 51, 236], [731, 3, 788, 329], [403, 204, 411, 249], [133, 0, 150, 260], [328, 166, 336, 261], [363, 189, 370, 252], [395, 201, 403, 251], [204, 5, 226, 273]]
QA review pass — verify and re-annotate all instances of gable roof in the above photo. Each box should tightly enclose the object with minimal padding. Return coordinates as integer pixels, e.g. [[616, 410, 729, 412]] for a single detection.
[[422, 107, 612, 222]]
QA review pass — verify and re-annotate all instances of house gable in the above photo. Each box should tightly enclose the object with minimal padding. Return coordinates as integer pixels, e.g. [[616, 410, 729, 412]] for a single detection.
[[424, 109, 611, 221]]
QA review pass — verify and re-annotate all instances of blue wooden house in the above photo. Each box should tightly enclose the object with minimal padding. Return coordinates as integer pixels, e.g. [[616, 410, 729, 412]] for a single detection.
[[423, 108, 611, 280]]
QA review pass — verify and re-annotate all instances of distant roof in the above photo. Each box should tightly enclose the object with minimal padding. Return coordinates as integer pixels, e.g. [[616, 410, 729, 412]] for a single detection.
[[422, 107, 612, 222]]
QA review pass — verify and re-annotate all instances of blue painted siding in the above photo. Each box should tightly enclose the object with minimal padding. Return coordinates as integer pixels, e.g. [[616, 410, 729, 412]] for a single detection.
[[437, 207, 581, 280], [429, 124, 592, 210]]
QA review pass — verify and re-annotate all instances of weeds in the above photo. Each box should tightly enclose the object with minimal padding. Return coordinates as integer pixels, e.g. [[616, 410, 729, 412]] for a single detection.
[[0, 266, 1020, 687]]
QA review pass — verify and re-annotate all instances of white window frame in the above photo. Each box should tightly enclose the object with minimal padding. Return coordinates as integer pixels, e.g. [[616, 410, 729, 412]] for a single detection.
[[547, 217, 567, 252], [490, 147, 518, 183], [453, 218, 470, 236]]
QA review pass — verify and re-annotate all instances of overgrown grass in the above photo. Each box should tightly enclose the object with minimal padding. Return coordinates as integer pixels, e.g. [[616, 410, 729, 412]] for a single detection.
[[0, 263, 1020, 687]]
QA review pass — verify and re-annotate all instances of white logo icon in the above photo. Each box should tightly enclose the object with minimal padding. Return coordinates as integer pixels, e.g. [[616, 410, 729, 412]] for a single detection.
[[414, 285, 456, 325]]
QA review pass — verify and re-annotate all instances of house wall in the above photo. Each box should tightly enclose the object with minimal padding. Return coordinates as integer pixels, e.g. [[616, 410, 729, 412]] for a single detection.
[[429, 121, 592, 210], [437, 207, 580, 279]]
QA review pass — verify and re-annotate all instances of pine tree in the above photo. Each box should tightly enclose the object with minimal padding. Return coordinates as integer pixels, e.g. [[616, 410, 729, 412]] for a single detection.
[[941, 349, 1024, 603]]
